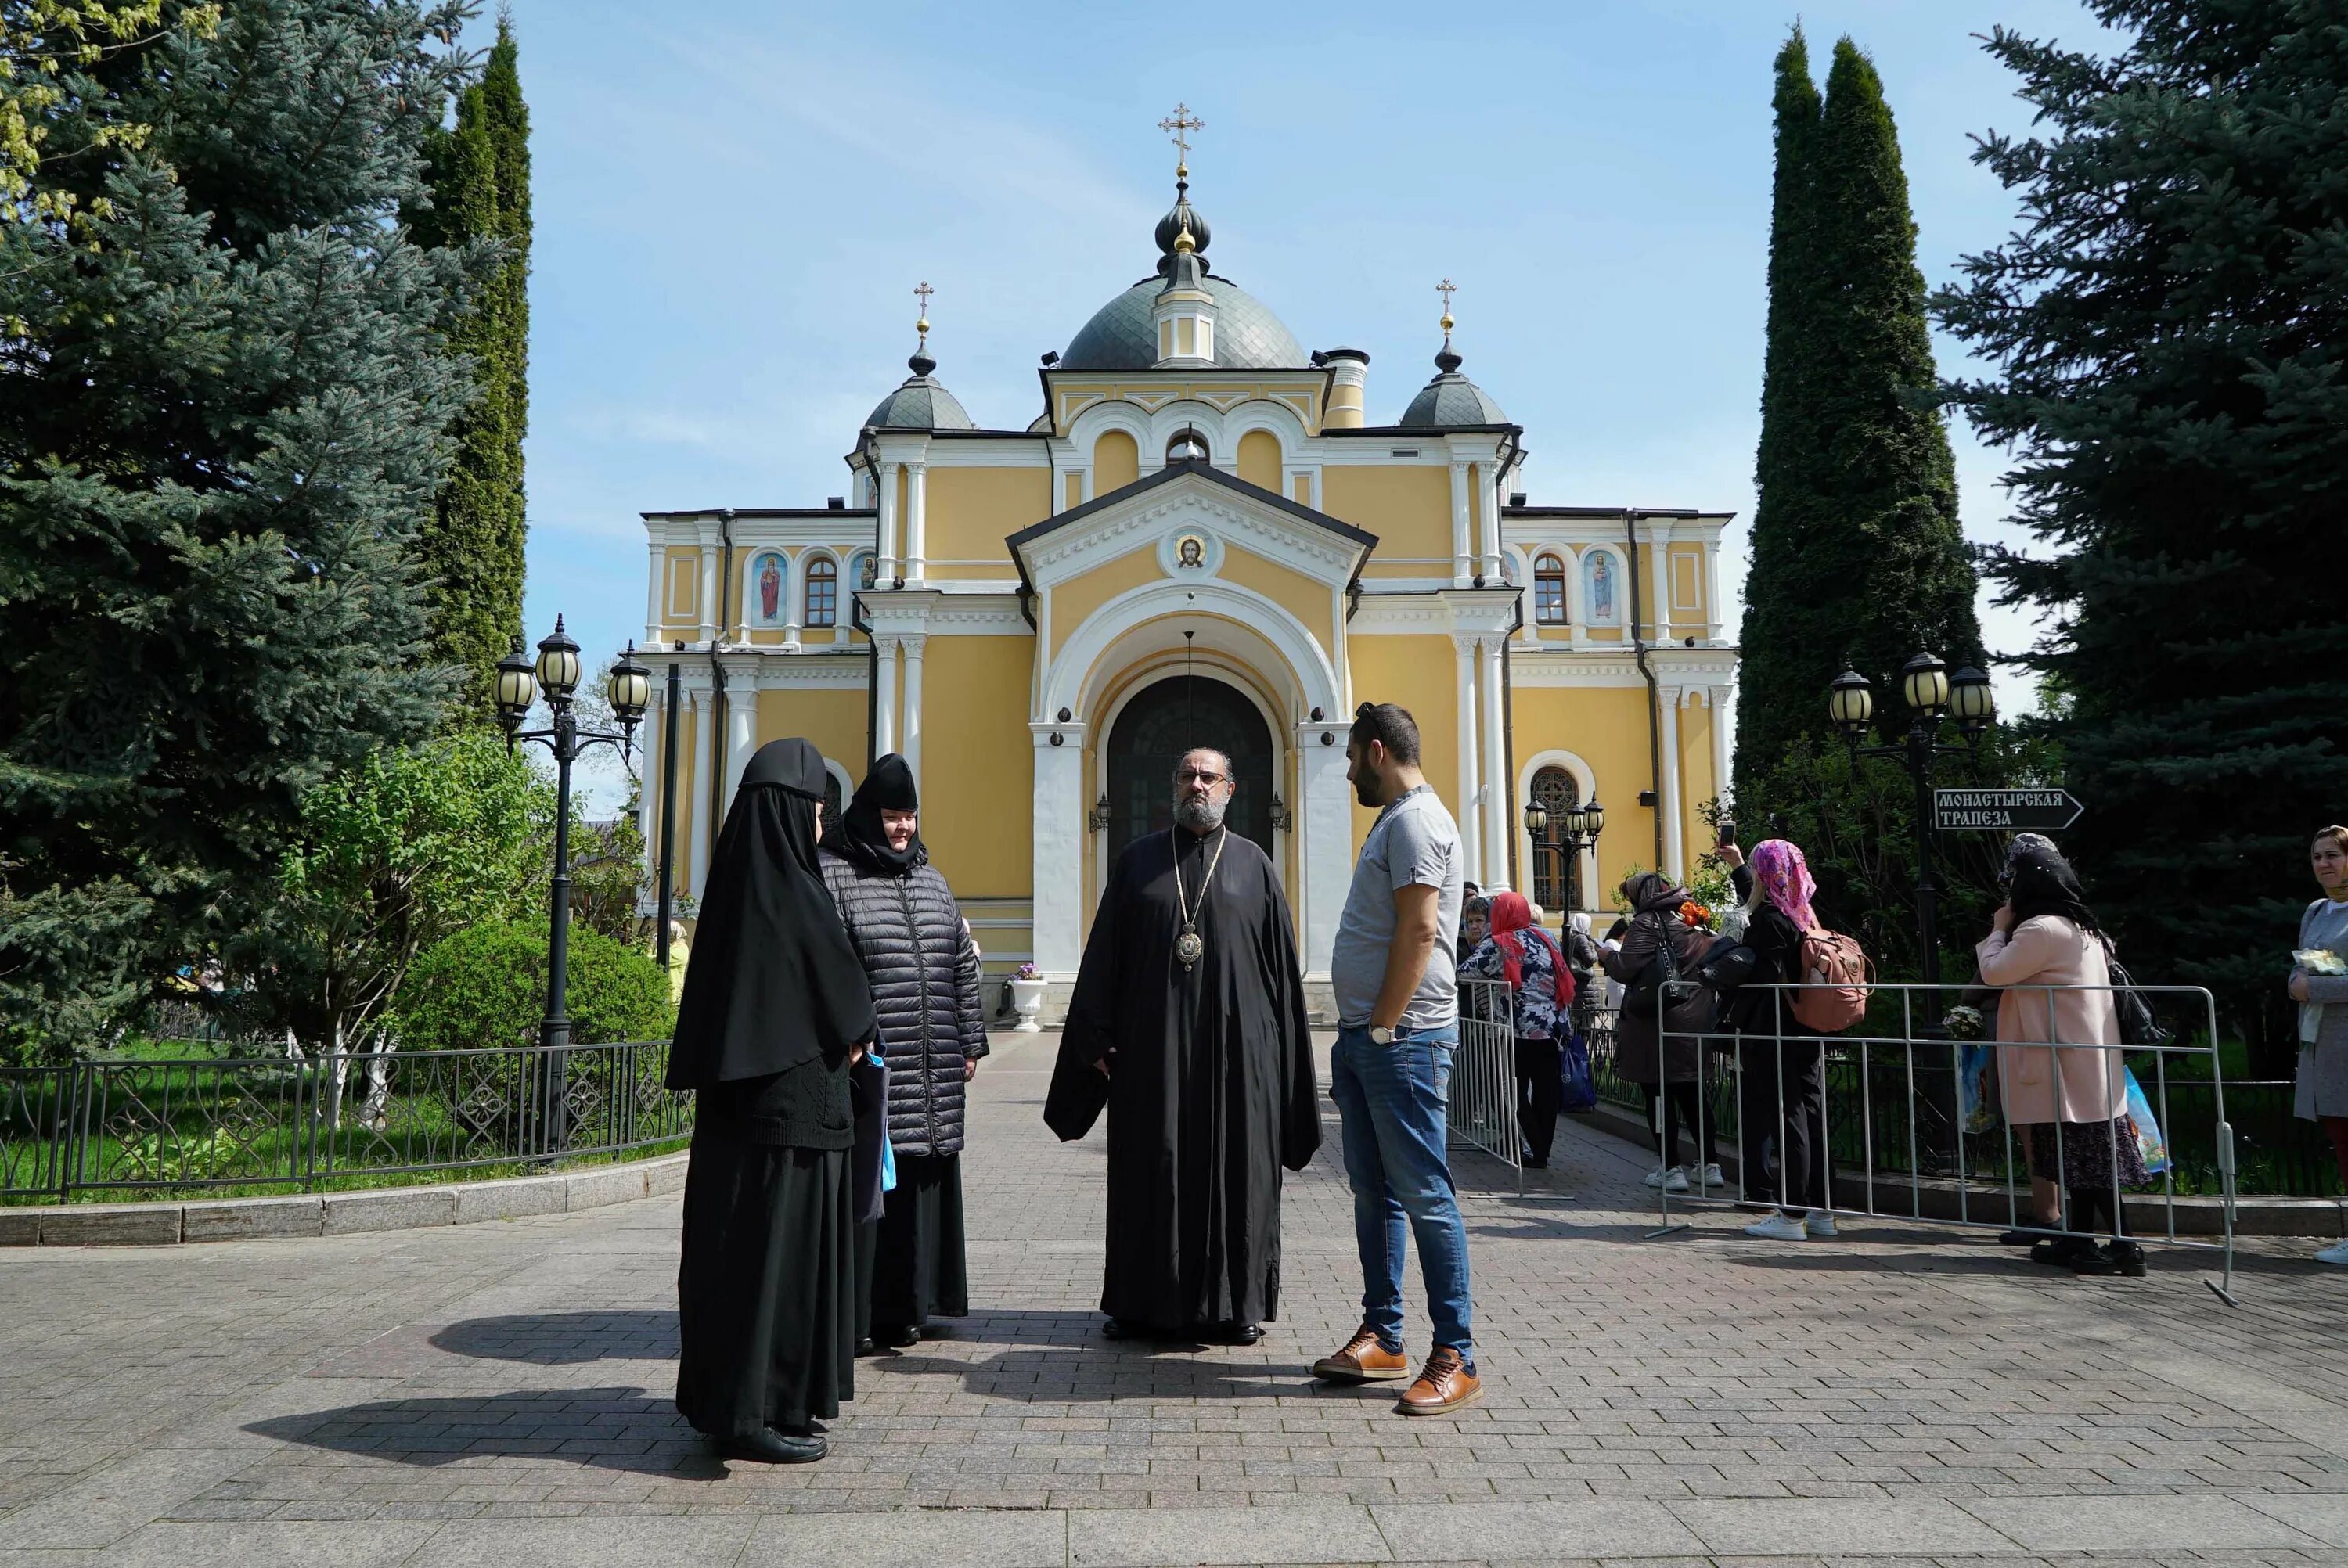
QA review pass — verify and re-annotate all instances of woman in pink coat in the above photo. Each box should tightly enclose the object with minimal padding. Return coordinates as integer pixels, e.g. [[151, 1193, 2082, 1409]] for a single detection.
[[1975, 839, 2148, 1278]]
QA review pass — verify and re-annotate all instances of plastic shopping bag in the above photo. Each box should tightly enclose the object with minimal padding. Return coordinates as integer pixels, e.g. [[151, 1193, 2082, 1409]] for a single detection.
[[1558, 1032, 1598, 1114], [2123, 1066, 2170, 1177]]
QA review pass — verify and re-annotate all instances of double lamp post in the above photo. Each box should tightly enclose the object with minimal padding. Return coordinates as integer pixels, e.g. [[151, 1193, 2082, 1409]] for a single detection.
[[495, 618, 650, 1152], [1519, 793, 1604, 899]]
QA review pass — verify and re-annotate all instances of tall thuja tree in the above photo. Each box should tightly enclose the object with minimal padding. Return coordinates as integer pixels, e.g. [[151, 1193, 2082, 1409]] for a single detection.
[[0, 0, 489, 1059], [409, 12, 528, 724], [1936, 1, 2348, 1066], [1737, 34, 1985, 818], [1732, 24, 1829, 805]]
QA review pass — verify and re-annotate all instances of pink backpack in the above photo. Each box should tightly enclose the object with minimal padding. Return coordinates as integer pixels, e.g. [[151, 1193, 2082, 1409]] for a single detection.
[[1791, 927, 1874, 1033]]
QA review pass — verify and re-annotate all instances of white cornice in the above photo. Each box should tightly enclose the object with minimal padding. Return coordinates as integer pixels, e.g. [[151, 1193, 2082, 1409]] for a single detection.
[[1348, 588, 1518, 636], [1023, 476, 1365, 591], [862, 588, 1030, 638]]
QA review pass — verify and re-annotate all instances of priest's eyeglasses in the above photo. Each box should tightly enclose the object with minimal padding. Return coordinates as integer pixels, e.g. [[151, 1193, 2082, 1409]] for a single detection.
[[1175, 768, 1229, 786]]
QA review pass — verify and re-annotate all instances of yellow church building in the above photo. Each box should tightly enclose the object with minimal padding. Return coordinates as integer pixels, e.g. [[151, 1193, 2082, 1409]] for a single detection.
[[634, 140, 1736, 1016]]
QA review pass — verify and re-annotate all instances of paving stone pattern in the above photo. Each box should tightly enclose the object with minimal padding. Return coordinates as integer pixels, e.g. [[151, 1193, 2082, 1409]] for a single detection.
[[5, 1032, 2348, 1566]]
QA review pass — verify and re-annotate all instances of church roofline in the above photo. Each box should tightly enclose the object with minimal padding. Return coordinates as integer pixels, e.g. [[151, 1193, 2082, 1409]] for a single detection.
[[1502, 505, 1731, 520], [1325, 422, 1522, 439], [1004, 457, 1378, 554], [641, 506, 879, 520]]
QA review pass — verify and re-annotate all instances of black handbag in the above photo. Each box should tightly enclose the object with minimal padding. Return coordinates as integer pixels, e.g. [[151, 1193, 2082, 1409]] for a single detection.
[[2103, 940, 2172, 1048], [1620, 923, 1681, 1020]]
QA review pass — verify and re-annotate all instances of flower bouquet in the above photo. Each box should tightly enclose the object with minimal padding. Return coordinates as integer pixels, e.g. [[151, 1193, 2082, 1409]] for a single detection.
[[1676, 900, 1714, 932], [1942, 1004, 1986, 1041], [2295, 949, 2346, 976]]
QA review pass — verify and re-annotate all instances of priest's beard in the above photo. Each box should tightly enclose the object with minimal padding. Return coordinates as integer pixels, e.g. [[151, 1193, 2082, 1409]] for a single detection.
[[1174, 794, 1227, 833]]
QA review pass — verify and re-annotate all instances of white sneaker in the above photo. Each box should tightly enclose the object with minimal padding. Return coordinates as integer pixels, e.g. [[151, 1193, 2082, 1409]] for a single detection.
[[1643, 1164, 1691, 1192], [1804, 1211, 1840, 1239], [1698, 1163, 1726, 1189], [2316, 1239, 2348, 1265], [1744, 1210, 1808, 1241]]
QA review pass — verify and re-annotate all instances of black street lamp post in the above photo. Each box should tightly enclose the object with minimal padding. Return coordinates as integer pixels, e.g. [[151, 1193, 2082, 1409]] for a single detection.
[[495, 620, 650, 1155], [1522, 794, 1604, 910], [1828, 652, 1995, 1165]]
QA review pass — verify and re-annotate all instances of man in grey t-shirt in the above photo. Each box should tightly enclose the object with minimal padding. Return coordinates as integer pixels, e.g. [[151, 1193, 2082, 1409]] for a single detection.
[[1309, 703, 1479, 1418]]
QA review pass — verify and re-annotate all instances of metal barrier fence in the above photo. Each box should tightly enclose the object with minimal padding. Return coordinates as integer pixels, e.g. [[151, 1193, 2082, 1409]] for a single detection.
[[0, 1039, 692, 1203], [1651, 980, 2238, 1304], [1450, 979, 1522, 1192]]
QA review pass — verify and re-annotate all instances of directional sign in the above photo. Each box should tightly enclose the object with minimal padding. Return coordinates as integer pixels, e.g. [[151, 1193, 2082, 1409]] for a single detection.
[[1933, 787, 2084, 833]]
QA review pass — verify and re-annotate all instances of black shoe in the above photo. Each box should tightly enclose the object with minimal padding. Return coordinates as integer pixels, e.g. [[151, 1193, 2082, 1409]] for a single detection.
[[1219, 1322, 1264, 1346], [718, 1427, 826, 1464], [877, 1322, 920, 1348], [854, 1336, 882, 1357], [1101, 1316, 1133, 1340], [1523, 1154, 1549, 1170], [2073, 1240, 2146, 1278], [2030, 1236, 2094, 1266]]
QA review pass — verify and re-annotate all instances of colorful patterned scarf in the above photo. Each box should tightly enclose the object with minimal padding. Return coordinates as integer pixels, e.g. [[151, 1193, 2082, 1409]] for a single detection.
[[1751, 839, 1819, 933]]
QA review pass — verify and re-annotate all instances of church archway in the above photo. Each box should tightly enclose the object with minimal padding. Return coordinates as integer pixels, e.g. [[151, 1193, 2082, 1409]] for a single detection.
[[1104, 675, 1275, 865]]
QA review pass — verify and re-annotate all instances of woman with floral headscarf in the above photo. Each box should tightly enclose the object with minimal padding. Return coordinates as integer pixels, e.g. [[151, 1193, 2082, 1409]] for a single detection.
[[1719, 837, 1836, 1241], [1460, 893, 1576, 1168]]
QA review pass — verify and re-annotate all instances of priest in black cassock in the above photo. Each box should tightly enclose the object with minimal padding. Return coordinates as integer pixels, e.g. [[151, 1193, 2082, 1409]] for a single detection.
[[1046, 746, 1321, 1344]]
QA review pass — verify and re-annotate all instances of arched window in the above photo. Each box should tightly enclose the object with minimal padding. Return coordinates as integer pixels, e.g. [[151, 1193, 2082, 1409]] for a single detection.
[[1529, 766, 1582, 914], [1165, 426, 1209, 465], [1534, 553, 1568, 624], [803, 556, 837, 627]]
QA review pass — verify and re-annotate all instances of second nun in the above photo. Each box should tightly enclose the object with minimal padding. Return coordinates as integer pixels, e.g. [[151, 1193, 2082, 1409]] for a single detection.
[[820, 753, 989, 1352]]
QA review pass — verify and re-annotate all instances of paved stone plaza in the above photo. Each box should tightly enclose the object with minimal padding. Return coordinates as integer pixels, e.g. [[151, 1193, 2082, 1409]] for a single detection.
[[6, 1032, 2348, 1566]]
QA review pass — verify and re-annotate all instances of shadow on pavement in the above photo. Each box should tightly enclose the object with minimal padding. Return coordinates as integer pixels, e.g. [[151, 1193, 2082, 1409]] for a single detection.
[[430, 1310, 678, 1364], [246, 1386, 726, 1476]]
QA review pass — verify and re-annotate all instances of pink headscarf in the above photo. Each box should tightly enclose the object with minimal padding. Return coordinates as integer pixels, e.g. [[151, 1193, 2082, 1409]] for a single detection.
[[1751, 839, 1818, 933]]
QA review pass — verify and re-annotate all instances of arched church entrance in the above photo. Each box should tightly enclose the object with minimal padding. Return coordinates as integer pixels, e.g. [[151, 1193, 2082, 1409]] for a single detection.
[[1104, 675, 1276, 866]]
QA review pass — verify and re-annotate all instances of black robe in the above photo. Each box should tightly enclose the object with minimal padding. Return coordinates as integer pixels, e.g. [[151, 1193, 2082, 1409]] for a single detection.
[[1046, 825, 1320, 1331]]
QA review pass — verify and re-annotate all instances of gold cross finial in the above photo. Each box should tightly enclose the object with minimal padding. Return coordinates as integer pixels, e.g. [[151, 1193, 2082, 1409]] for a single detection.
[[913, 279, 933, 343], [1437, 277, 1457, 334], [1158, 102, 1205, 179]]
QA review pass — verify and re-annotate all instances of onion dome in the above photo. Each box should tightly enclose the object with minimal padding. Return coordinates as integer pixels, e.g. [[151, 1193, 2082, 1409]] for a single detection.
[[1398, 293, 1507, 427], [1152, 176, 1212, 275], [865, 288, 974, 430], [1061, 182, 1304, 370]]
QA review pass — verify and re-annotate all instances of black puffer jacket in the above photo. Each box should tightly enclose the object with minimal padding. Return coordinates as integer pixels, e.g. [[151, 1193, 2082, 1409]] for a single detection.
[[819, 849, 988, 1157]]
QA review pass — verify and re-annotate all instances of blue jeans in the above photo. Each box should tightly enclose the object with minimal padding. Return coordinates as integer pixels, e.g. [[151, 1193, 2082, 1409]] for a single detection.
[[1328, 1023, 1474, 1360]]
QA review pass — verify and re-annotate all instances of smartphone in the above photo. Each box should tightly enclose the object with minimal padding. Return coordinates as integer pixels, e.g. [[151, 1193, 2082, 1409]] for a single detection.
[[1715, 817, 1737, 847]]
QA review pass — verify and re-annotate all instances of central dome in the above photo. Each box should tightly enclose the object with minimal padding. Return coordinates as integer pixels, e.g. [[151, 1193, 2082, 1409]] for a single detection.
[[1061, 273, 1306, 371]]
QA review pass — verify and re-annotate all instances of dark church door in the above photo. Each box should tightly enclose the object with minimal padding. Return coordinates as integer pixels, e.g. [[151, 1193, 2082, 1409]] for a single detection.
[[1105, 676, 1277, 867]]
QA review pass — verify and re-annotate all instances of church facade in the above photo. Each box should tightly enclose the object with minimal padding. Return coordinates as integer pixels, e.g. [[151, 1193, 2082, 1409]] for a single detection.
[[635, 160, 1736, 1012]]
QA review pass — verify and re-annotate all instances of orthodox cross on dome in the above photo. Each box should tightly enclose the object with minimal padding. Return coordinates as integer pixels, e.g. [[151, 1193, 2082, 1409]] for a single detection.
[[1436, 277, 1457, 334], [913, 279, 934, 346], [1158, 102, 1205, 179]]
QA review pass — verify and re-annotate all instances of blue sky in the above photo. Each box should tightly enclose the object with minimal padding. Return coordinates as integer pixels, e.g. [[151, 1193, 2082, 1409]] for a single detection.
[[484, 0, 2115, 807]]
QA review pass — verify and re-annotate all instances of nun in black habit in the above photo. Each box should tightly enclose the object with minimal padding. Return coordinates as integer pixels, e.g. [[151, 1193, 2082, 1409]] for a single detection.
[[1045, 748, 1321, 1343], [668, 739, 876, 1465]]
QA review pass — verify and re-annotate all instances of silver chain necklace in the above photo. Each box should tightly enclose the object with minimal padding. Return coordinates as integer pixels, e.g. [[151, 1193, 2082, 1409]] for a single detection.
[[1169, 825, 1229, 972]]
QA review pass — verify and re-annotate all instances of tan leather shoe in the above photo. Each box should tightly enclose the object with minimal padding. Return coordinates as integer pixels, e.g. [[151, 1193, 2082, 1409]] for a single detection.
[[1397, 1347, 1482, 1415], [1310, 1325, 1411, 1383]]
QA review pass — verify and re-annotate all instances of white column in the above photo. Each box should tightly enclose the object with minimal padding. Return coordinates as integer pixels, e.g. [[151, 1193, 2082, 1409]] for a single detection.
[[688, 689, 715, 901], [1709, 684, 1734, 810], [636, 689, 662, 915], [905, 462, 928, 586], [872, 635, 899, 757], [1658, 686, 1685, 881], [644, 541, 664, 644], [875, 461, 899, 581], [1480, 635, 1509, 889], [1488, 468, 1510, 580], [696, 534, 719, 645], [1649, 517, 1677, 643], [900, 633, 927, 791], [1298, 726, 1353, 977], [720, 670, 758, 826], [1453, 635, 1481, 886], [1032, 724, 1087, 977], [1448, 460, 1471, 584], [1702, 539, 1722, 642]]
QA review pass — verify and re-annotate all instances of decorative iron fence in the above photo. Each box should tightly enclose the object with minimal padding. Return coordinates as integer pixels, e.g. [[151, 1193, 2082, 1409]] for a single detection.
[[0, 1040, 691, 1204]]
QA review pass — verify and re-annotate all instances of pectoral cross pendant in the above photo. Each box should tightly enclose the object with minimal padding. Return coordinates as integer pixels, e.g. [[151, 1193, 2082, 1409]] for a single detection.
[[1175, 925, 1204, 970]]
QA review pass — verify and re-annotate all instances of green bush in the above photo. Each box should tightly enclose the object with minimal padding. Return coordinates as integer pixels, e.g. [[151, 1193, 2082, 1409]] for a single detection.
[[395, 921, 673, 1053]]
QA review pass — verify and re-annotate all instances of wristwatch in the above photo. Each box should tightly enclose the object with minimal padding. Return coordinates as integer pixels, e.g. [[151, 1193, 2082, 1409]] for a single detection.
[[1368, 1024, 1395, 1045]]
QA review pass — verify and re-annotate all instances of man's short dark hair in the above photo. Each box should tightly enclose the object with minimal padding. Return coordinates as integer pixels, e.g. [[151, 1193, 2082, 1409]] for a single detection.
[[1349, 702, 1421, 766]]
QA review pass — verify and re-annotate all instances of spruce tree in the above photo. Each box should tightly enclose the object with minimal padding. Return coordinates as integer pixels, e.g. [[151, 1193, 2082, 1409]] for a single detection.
[[409, 13, 529, 725], [1936, 0, 2348, 1065], [0, 0, 489, 1056], [1735, 35, 1984, 814]]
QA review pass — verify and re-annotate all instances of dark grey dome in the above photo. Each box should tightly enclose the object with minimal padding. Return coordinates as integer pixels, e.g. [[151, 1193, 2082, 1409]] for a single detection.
[[1153, 182, 1211, 264], [865, 351, 974, 430], [1061, 274, 1306, 371], [1399, 344, 1507, 427]]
